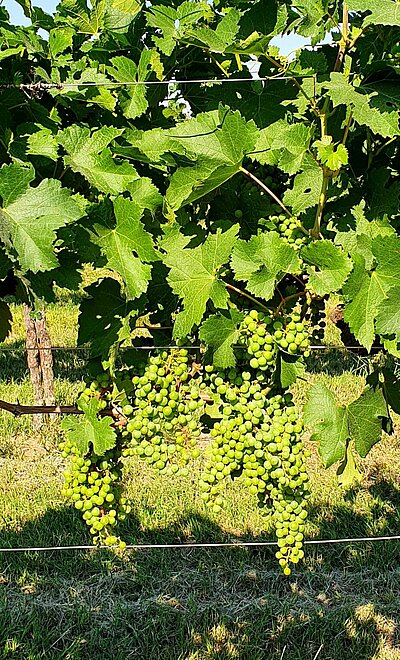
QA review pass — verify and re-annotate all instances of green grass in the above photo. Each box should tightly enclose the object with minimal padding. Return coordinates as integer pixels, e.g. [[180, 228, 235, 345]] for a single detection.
[[1, 304, 400, 659]]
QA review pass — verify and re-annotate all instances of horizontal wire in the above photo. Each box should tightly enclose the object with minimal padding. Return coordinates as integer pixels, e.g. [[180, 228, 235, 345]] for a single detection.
[[0, 74, 316, 90], [1, 534, 400, 553], [0, 344, 386, 352]]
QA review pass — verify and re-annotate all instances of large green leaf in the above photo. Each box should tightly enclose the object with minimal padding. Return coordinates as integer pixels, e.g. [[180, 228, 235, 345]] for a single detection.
[[301, 240, 353, 296], [91, 197, 159, 300], [304, 383, 388, 468], [231, 231, 301, 301], [347, 387, 388, 457], [326, 73, 399, 138], [343, 255, 380, 350], [58, 126, 138, 195], [146, 1, 210, 55], [0, 163, 84, 273], [304, 383, 348, 468], [283, 156, 324, 214], [162, 106, 258, 212], [199, 310, 244, 368], [182, 8, 241, 52], [162, 225, 239, 338], [78, 278, 138, 358], [61, 398, 117, 456], [109, 50, 162, 120], [348, 0, 400, 26]]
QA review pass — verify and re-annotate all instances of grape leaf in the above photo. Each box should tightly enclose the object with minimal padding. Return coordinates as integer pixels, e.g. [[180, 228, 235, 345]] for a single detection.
[[0, 163, 85, 273], [335, 202, 394, 270], [58, 125, 138, 194], [103, 0, 141, 31], [314, 136, 348, 171], [337, 443, 362, 487], [343, 255, 380, 350], [283, 156, 324, 214], [375, 286, 400, 339], [91, 197, 159, 300], [347, 387, 388, 457], [109, 50, 162, 120], [231, 231, 301, 301], [305, 384, 388, 468], [164, 106, 258, 212], [199, 310, 244, 368], [326, 73, 399, 138], [162, 225, 239, 338], [373, 235, 400, 289], [277, 353, 306, 388], [253, 120, 313, 175], [348, 0, 400, 26], [304, 383, 348, 468], [183, 8, 241, 52], [61, 398, 117, 456], [14, 0, 32, 18], [27, 127, 58, 160], [302, 240, 353, 296], [49, 26, 74, 57], [56, 0, 105, 34], [146, 1, 210, 56], [78, 278, 139, 358], [0, 301, 12, 342]]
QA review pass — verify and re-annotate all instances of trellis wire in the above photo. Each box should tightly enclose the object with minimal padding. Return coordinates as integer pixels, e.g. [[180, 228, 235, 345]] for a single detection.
[[0, 345, 387, 351], [1, 534, 400, 553], [0, 74, 317, 90]]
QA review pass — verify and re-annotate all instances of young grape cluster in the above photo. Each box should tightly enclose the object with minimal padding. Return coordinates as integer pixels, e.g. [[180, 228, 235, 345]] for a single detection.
[[59, 437, 130, 549], [200, 373, 310, 574], [60, 338, 312, 573], [239, 308, 311, 361], [267, 213, 310, 251], [122, 350, 203, 475]]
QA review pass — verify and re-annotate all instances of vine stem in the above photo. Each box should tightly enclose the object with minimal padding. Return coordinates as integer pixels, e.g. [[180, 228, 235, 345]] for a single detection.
[[312, 172, 329, 239], [264, 53, 319, 117], [222, 280, 270, 312], [312, 1, 349, 239], [240, 166, 292, 217], [274, 291, 308, 316], [342, 112, 353, 145]]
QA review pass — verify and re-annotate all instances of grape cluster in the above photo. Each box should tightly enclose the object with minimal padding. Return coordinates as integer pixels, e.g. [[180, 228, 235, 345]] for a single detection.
[[59, 438, 130, 549], [239, 308, 311, 361], [200, 365, 270, 511], [79, 371, 112, 409], [200, 378, 310, 574], [269, 213, 310, 251], [122, 350, 203, 475]]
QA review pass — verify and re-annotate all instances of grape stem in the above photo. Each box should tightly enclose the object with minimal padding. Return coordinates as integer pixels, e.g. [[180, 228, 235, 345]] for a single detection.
[[240, 166, 292, 217], [222, 280, 270, 312], [274, 291, 308, 316]]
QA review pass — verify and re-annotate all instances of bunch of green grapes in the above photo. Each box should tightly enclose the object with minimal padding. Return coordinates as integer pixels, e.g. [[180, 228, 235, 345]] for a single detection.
[[261, 394, 310, 575], [200, 365, 271, 512], [238, 310, 277, 372], [200, 379, 310, 574], [122, 349, 203, 475], [268, 213, 310, 251], [239, 308, 311, 361], [272, 308, 311, 357], [79, 371, 113, 409], [59, 438, 130, 549]]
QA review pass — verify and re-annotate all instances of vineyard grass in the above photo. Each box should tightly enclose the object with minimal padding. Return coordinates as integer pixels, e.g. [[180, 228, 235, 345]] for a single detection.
[[1, 303, 400, 659]]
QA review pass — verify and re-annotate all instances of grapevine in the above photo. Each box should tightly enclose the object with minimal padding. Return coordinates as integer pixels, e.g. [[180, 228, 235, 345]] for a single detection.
[[0, 0, 398, 572]]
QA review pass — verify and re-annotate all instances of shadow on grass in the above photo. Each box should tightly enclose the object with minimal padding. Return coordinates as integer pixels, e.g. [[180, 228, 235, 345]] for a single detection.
[[305, 347, 371, 377], [1, 479, 400, 660]]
